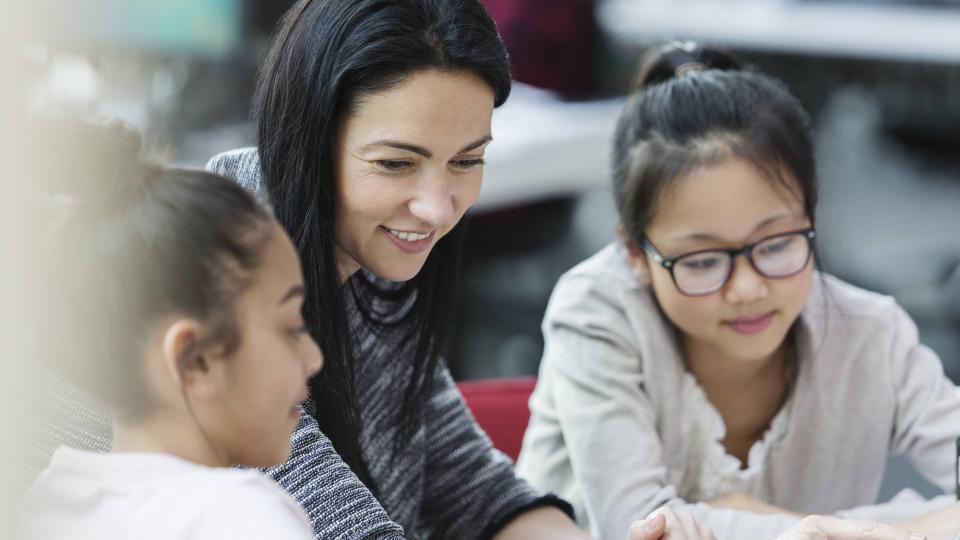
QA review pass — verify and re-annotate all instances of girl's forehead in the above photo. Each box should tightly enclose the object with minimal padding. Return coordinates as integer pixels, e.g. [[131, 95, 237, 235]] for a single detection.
[[648, 157, 807, 243]]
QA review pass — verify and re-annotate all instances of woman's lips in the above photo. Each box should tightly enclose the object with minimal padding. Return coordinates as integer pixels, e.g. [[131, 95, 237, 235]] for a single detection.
[[724, 311, 775, 335], [381, 226, 435, 254]]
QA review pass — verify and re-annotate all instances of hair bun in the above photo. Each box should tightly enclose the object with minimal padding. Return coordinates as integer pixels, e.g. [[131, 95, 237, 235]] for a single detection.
[[39, 118, 145, 201], [634, 41, 744, 91]]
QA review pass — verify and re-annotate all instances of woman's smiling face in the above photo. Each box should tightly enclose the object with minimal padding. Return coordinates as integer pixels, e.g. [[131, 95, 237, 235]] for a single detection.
[[332, 68, 495, 282], [630, 156, 815, 366]]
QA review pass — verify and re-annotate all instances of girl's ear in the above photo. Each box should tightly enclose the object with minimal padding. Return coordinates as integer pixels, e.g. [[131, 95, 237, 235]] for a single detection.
[[160, 319, 226, 399], [617, 225, 651, 285]]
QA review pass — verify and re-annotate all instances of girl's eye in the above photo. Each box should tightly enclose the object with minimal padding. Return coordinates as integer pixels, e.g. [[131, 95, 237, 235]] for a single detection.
[[758, 237, 793, 255], [374, 160, 414, 173], [451, 157, 484, 171], [680, 255, 723, 271]]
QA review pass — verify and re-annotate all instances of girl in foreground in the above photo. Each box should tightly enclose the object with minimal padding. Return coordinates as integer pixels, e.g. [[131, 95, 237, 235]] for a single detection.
[[21, 124, 323, 539], [517, 43, 960, 540]]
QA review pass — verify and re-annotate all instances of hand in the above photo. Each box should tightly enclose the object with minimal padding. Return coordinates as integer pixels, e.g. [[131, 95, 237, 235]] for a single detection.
[[710, 492, 803, 517], [896, 501, 960, 540], [627, 508, 717, 540], [775, 515, 927, 540]]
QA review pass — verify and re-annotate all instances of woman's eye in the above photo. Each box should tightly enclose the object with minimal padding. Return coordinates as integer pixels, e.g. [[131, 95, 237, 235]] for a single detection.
[[289, 324, 309, 339], [374, 160, 414, 173], [451, 158, 484, 171]]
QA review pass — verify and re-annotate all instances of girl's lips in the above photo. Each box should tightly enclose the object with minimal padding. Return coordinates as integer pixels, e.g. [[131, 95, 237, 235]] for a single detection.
[[380, 226, 435, 254], [724, 311, 775, 335]]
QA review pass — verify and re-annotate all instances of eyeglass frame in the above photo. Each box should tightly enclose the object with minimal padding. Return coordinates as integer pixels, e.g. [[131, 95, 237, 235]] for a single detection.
[[640, 228, 817, 297]]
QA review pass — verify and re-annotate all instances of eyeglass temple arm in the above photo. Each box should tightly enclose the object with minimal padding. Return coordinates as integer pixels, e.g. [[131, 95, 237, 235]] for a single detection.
[[640, 238, 673, 269]]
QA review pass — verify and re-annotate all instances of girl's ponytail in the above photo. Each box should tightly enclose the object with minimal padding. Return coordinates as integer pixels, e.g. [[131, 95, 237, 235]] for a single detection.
[[634, 42, 744, 91]]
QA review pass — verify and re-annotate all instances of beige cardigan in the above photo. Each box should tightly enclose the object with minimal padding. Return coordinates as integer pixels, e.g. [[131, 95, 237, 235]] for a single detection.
[[517, 243, 960, 540]]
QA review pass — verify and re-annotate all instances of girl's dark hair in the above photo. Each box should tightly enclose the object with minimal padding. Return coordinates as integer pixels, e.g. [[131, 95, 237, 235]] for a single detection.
[[613, 42, 818, 242], [252, 0, 510, 493], [47, 121, 273, 420]]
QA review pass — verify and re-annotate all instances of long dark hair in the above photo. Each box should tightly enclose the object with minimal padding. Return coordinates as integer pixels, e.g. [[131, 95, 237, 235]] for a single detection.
[[613, 42, 818, 241], [252, 0, 510, 493]]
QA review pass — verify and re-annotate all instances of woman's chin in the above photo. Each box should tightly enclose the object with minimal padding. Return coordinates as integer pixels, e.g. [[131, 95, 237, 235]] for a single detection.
[[368, 260, 429, 283]]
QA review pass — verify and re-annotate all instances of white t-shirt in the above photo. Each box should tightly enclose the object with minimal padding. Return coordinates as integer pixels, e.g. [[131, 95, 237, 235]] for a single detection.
[[20, 446, 314, 540]]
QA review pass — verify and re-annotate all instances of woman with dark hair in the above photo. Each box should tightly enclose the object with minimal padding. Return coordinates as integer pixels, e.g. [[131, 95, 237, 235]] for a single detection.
[[203, 0, 612, 538], [516, 42, 960, 540]]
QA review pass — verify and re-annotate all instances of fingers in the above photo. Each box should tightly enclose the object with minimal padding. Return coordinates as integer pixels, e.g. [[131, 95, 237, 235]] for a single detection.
[[672, 511, 715, 540], [627, 513, 666, 540], [646, 508, 717, 540], [779, 515, 927, 540]]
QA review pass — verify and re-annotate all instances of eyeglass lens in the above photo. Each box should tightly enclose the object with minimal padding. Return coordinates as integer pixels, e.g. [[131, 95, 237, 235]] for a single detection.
[[672, 232, 810, 295]]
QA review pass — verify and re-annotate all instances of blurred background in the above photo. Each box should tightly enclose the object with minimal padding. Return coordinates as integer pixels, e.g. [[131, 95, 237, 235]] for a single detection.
[[10, 0, 960, 506]]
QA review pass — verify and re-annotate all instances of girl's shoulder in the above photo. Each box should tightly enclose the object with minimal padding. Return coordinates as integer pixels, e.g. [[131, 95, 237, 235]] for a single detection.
[[552, 242, 645, 302], [803, 272, 901, 326], [545, 242, 665, 335], [798, 272, 920, 369], [193, 469, 313, 537], [23, 448, 312, 540], [562, 242, 636, 284]]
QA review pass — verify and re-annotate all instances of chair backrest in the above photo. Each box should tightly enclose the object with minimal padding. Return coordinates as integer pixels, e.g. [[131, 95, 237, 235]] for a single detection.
[[457, 377, 537, 462]]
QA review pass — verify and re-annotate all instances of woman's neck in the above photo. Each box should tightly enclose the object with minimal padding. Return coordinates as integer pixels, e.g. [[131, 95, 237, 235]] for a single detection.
[[112, 412, 226, 468], [335, 246, 361, 284]]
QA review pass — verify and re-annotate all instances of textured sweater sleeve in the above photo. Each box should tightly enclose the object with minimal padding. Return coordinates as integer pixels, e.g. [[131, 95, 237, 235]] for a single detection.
[[419, 367, 572, 539], [267, 407, 407, 540], [537, 274, 799, 540]]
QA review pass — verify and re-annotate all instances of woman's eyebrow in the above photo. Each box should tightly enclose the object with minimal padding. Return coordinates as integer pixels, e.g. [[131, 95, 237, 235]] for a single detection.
[[361, 141, 432, 158], [457, 135, 492, 154], [359, 135, 492, 159]]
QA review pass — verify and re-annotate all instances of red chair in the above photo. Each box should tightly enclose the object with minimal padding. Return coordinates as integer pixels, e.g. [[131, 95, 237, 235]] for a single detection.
[[457, 376, 537, 462]]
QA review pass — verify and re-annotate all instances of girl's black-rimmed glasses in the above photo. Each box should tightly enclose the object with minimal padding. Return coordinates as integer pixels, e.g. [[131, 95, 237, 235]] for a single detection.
[[641, 228, 816, 296]]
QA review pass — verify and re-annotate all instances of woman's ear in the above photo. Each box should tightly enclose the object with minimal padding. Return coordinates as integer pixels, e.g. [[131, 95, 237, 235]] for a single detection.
[[160, 319, 225, 399], [617, 225, 651, 285]]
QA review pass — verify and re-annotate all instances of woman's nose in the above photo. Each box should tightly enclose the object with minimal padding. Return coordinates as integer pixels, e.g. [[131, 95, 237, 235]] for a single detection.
[[408, 171, 456, 229]]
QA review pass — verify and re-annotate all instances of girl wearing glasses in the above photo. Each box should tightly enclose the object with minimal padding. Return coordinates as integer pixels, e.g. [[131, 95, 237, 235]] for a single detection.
[[516, 43, 960, 540]]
